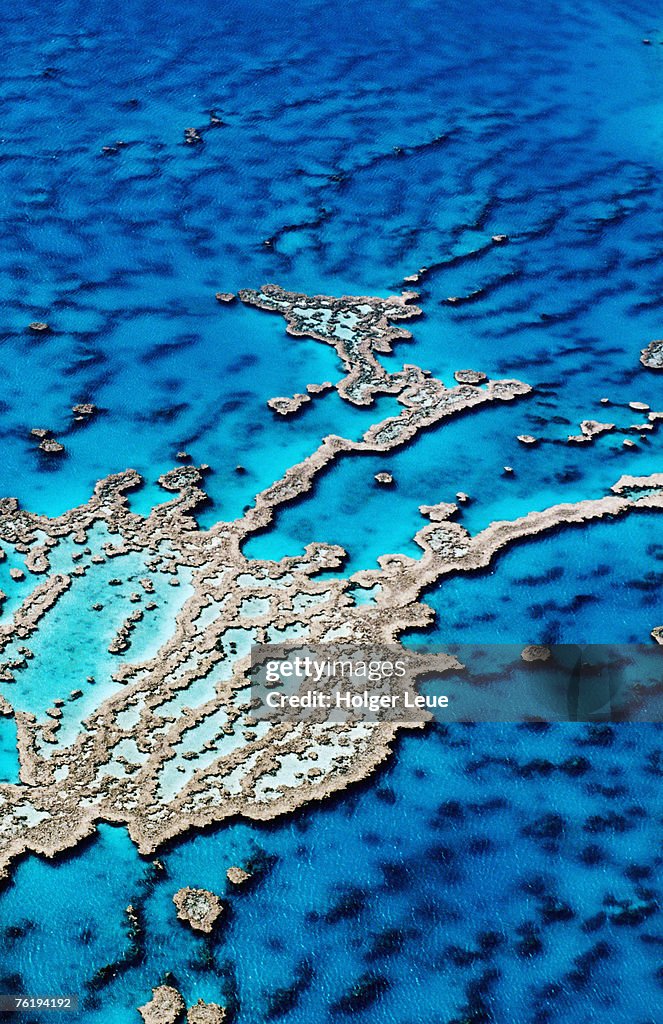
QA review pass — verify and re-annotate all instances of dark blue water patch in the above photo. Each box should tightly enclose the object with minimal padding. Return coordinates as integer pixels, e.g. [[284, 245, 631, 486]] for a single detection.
[[1, 0, 663, 525], [410, 510, 663, 645], [0, 722, 661, 1023]]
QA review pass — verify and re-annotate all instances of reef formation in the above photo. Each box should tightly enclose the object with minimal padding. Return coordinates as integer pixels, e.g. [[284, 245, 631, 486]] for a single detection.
[[173, 886, 223, 933], [0, 284, 660, 879]]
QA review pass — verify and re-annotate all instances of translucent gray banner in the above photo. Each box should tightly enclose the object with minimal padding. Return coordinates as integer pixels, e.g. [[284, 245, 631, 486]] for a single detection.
[[248, 643, 663, 724]]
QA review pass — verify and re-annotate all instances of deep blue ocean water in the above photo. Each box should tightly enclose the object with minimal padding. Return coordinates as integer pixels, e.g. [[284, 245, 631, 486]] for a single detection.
[[1, 0, 662, 1020]]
